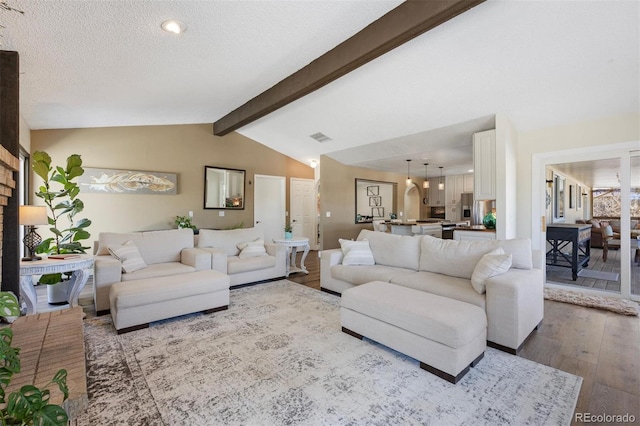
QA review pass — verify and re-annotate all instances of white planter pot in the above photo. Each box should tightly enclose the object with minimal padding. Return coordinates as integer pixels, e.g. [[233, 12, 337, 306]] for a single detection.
[[47, 280, 70, 305]]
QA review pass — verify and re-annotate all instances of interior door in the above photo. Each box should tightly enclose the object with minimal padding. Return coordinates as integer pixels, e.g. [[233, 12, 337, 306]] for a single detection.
[[254, 175, 286, 243], [290, 178, 315, 242]]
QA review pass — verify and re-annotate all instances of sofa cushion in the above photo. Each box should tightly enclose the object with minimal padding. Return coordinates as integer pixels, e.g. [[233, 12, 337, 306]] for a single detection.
[[389, 271, 486, 309], [493, 239, 533, 270], [98, 229, 194, 265], [120, 262, 196, 281], [227, 255, 276, 274], [419, 236, 495, 279], [331, 264, 410, 286], [237, 239, 268, 258], [198, 227, 265, 256], [108, 241, 147, 273], [471, 248, 512, 294], [357, 229, 421, 270], [339, 239, 375, 266]]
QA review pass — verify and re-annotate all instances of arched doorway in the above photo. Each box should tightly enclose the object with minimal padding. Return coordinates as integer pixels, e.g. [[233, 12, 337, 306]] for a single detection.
[[404, 183, 421, 221]]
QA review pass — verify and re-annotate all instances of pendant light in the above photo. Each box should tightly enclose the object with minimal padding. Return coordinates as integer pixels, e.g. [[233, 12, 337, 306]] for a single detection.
[[423, 163, 430, 189], [406, 159, 412, 186], [438, 166, 445, 190]]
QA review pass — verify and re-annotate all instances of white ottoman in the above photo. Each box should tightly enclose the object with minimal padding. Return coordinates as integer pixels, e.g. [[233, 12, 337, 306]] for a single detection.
[[341, 281, 487, 384], [110, 269, 230, 334]]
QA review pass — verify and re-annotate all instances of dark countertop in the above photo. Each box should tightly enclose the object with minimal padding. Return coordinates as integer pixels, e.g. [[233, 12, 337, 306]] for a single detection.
[[454, 226, 496, 233]]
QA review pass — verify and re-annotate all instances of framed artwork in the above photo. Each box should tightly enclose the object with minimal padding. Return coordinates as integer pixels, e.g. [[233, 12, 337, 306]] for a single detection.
[[369, 196, 382, 206], [569, 184, 575, 209], [78, 167, 177, 195], [366, 186, 379, 196], [371, 207, 384, 218], [554, 174, 565, 220], [577, 185, 582, 209]]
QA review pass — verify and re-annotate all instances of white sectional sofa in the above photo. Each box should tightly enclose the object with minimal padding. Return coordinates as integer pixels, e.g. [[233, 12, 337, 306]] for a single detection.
[[321, 229, 544, 354], [196, 226, 287, 287]]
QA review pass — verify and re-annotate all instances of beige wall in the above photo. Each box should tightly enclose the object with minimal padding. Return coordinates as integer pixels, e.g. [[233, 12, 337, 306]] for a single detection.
[[319, 155, 407, 250], [30, 124, 313, 245]]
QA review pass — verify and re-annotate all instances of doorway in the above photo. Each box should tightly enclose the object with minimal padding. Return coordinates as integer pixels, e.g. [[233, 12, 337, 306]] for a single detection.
[[403, 183, 421, 221], [254, 175, 285, 244], [534, 144, 639, 301], [290, 178, 316, 245]]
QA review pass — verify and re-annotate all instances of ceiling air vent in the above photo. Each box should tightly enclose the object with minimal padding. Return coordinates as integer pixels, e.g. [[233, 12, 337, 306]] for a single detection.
[[309, 132, 332, 143]]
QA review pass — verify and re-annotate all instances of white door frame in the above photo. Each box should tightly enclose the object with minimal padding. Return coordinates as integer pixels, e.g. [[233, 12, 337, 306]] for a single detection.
[[532, 141, 637, 301]]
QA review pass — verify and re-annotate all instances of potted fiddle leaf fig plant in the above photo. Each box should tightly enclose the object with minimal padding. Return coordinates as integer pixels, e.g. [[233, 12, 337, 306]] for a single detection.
[[32, 151, 91, 302]]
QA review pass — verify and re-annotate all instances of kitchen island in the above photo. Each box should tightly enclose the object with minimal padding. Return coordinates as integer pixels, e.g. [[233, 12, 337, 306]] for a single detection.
[[453, 227, 496, 241]]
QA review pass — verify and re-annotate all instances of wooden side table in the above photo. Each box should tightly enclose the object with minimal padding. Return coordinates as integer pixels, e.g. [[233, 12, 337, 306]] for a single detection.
[[19, 255, 94, 315], [273, 237, 310, 277]]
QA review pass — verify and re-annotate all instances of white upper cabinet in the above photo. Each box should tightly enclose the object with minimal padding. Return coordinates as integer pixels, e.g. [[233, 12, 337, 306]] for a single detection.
[[473, 130, 496, 200], [463, 173, 474, 193], [445, 175, 464, 205]]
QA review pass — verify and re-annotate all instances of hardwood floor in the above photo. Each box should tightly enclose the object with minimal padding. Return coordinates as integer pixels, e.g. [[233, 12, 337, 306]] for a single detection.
[[39, 249, 639, 422], [290, 251, 640, 424]]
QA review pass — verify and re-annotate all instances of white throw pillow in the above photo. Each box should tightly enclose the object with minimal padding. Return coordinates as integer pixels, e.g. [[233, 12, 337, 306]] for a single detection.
[[108, 240, 148, 273], [471, 248, 512, 294], [237, 239, 267, 258], [339, 238, 375, 266]]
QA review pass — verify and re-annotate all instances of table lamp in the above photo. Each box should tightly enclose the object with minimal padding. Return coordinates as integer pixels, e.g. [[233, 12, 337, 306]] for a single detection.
[[19, 205, 48, 261]]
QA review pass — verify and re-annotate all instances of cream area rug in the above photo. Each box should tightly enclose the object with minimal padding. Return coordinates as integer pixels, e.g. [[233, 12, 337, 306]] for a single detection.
[[78, 281, 581, 426], [544, 288, 639, 316]]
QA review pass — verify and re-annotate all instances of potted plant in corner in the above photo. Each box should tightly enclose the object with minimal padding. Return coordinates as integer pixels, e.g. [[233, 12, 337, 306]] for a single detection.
[[32, 151, 91, 304], [284, 223, 293, 240]]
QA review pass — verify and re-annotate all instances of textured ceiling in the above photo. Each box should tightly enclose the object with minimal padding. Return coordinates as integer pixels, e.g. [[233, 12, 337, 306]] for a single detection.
[[3, 0, 639, 181]]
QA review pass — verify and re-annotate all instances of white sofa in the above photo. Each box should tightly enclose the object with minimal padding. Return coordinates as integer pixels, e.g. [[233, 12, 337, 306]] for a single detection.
[[196, 226, 287, 287], [321, 229, 544, 354], [94, 228, 214, 314]]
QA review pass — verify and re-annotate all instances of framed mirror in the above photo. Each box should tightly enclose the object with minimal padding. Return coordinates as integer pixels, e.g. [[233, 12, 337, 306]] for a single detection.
[[204, 166, 245, 209], [355, 179, 397, 223]]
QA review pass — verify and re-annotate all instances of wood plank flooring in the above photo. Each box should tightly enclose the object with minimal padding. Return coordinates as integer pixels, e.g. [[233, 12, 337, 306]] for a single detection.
[[37, 249, 639, 423]]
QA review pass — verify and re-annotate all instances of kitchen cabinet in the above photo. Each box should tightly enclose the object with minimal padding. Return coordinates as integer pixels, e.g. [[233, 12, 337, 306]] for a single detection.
[[453, 230, 496, 241], [473, 130, 496, 200], [445, 205, 461, 222], [429, 179, 445, 206], [445, 175, 464, 205], [463, 173, 474, 193]]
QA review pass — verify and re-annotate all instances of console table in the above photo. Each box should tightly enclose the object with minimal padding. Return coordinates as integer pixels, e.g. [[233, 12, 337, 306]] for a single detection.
[[546, 224, 591, 280], [273, 237, 310, 277], [19, 255, 94, 315]]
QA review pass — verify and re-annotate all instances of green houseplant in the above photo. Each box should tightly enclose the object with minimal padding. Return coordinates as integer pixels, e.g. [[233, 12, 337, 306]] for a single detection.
[[284, 223, 293, 240], [32, 151, 91, 284], [0, 292, 69, 425], [174, 215, 196, 231]]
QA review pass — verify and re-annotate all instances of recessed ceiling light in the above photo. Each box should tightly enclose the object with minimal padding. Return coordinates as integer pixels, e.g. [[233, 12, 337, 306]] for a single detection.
[[161, 20, 187, 34]]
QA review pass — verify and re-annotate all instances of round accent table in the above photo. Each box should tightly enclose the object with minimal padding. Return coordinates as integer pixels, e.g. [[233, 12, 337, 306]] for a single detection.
[[19, 255, 94, 315], [273, 237, 310, 277]]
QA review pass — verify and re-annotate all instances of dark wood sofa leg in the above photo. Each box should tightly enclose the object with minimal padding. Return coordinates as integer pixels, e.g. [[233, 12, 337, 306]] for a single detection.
[[204, 305, 228, 315]]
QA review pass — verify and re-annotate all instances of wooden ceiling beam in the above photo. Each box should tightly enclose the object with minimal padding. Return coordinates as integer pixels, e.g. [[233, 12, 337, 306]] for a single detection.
[[213, 0, 486, 136]]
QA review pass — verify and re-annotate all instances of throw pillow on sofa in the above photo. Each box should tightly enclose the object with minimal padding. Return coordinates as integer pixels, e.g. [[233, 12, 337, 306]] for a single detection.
[[107, 240, 148, 273], [339, 238, 375, 266], [471, 247, 512, 294], [237, 239, 268, 258]]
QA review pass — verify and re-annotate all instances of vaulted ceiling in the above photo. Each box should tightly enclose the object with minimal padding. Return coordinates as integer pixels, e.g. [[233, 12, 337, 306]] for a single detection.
[[3, 1, 639, 179]]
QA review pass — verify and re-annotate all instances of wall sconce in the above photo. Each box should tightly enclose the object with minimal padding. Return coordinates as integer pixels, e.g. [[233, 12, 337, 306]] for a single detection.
[[438, 166, 444, 190], [422, 163, 430, 189], [406, 159, 412, 186], [19, 205, 48, 261]]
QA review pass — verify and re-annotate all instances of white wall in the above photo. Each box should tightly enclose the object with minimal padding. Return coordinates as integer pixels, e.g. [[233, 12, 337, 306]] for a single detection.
[[517, 113, 640, 248]]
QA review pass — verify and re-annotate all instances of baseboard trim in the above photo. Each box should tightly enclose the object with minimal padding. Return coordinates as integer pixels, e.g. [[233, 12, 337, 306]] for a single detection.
[[96, 309, 110, 317]]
